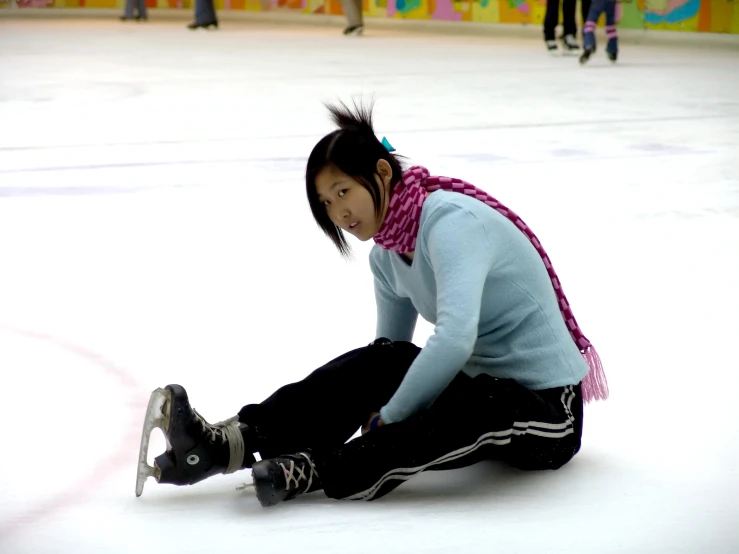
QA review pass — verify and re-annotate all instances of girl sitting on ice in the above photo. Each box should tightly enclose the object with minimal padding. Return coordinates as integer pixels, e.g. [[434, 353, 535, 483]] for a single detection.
[[135, 101, 607, 507]]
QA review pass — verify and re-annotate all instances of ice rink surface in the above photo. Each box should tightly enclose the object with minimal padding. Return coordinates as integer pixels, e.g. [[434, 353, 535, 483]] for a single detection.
[[1, 13, 738, 554]]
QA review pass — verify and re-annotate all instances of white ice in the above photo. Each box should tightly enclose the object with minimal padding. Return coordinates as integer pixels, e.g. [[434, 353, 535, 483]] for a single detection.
[[0, 13, 738, 554]]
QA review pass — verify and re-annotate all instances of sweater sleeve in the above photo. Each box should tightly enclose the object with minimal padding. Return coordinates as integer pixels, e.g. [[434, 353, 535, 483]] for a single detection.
[[379, 205, 495, 424], [370, 251, 418, 342]]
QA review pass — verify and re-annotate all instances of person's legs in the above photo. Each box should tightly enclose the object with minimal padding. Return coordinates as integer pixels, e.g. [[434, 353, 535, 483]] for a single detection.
[[560, 0, 582, 51], [580, 0, 592, 36], [137, 340, 420, 495], [562, 0, 577, 37], [122, 0, 135, 19], [136, 0, 148, 19], [604, 0, 618, 61], [239, 340, 421, 458], [189, 0, 218, 27], [252, 374, 584, 506], [580, 0, 604, 63], [543, 0, 561, 42], [340, 0, 364, 33]]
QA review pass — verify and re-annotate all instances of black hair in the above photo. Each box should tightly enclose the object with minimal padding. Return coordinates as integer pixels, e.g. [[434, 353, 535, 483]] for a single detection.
[[305, 99, 405, 257]]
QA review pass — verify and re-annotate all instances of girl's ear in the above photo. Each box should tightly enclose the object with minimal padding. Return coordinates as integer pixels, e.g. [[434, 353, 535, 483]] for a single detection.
[[376, 159, 393, 186]]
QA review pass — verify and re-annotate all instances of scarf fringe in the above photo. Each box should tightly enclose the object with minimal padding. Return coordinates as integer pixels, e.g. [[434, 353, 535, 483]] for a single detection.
[[581, 346, 609, 403]]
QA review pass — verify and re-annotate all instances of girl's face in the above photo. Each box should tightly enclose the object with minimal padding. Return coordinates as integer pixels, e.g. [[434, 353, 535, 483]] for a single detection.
[[315, 160, 393, 242]]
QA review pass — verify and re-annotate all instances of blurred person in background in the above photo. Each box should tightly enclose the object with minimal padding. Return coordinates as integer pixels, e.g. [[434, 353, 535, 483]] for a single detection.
[[579, 0, 618, 64], [119, 0, 147, 22], [188, 0, 218, 30], [543, 0, 592, 54], [340, 0, 364, 36]]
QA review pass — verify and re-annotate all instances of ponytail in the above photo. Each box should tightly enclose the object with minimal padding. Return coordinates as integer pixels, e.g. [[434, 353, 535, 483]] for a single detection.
[[326, 99, 377, 137]]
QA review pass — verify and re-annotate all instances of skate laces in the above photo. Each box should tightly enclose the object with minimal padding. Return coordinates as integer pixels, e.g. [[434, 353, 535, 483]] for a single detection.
[[279, 453, 319, 494], [192, 410, 245, 474]]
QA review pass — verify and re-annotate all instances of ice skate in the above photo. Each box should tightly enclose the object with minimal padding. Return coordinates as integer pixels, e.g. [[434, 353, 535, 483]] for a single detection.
[[187, 20, 218, 30], [545, 39, 558, 54], [579, 46, 596, 65], [606, 39, 618, 63], [560, 34, 580, 55], [251, 452, 321, 507], [135, 384, 255, 497], [343, 25, 364, 36]]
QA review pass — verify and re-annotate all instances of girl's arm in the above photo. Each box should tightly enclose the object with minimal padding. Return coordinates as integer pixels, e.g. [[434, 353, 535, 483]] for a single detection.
[[380, 206, 494, 424], [370, 253, 419, 342]]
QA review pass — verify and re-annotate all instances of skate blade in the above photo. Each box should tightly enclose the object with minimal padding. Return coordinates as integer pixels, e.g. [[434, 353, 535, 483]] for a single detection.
[[135, 387, 171, 497]]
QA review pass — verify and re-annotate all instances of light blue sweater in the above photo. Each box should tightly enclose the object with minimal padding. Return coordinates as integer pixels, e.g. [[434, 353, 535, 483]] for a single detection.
[[370, 190, 590, 424]]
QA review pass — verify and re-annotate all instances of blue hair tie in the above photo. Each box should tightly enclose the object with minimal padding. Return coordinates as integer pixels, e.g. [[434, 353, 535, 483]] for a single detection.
[[370, 414, 383, 430], [381, 137, 396, 152]]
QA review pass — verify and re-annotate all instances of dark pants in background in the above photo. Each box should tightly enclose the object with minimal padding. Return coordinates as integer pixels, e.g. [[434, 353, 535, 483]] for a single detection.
[[543, 0, 593, 41], [123, 0, 147, 20], [194, 0, 217, 25]]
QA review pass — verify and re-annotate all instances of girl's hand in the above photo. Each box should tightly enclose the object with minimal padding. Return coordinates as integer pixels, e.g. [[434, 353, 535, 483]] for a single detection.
[[361, 412, 384, 435]]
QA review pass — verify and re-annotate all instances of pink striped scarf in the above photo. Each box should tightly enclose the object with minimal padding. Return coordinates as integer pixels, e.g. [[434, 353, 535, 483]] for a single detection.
[[373, 166, 608, 404]]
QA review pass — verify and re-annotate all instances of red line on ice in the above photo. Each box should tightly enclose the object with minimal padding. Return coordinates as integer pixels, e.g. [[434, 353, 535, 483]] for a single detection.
[[0, 325, 147, 541]]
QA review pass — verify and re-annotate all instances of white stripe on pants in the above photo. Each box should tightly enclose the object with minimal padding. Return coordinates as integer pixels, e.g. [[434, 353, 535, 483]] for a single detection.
[[345, 385, 578, 501]]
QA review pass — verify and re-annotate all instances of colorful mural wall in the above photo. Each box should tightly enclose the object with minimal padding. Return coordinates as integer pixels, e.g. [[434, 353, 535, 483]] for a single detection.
[[1, 0, 738, 33]]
